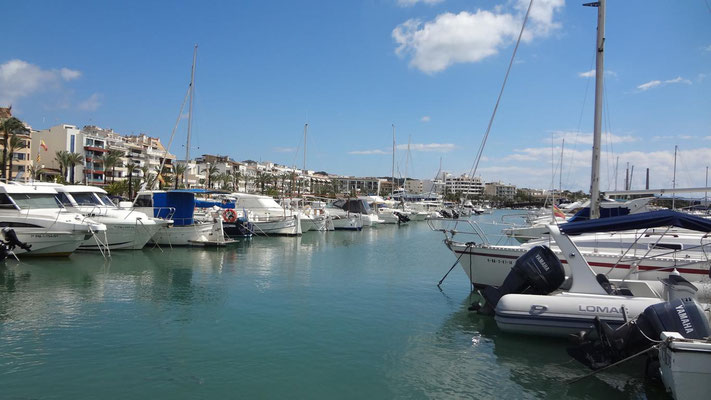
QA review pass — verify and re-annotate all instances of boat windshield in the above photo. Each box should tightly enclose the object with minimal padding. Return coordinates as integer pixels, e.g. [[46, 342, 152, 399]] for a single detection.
[[10, 193, 63, 209], [99, 195, 117, 207], [71, 192, 103, 206]]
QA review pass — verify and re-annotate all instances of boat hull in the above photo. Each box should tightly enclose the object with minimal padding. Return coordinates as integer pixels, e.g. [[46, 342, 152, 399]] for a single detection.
[[150, 223, 216, 246], [78, 222, 160, 250], [251, 217, 302, 236], [11, 230, 90, 257]]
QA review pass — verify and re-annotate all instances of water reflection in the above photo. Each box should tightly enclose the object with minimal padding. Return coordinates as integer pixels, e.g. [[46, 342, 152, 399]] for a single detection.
[[392, 292, 668, 399]]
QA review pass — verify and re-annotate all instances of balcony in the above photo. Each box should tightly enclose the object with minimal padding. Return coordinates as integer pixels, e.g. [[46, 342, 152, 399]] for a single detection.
[[84, 169, 105, 174], [84, 146, 108, 153]]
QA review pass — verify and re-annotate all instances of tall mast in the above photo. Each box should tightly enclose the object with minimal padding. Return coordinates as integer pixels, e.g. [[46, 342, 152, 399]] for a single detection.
[[705, 166, 708, 210], [559, 138, 565, 192], [391, 124, 395, 196], [672, 145, 678, 209], [585, 0, 605, 219], [185, 44, 197, 186], [303, 123, 308, 172]]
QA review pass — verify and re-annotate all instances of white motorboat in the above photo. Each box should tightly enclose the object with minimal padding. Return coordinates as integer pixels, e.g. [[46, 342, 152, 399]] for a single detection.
[[134, 190, 223, 246], [437, 211, 711, 301], [231, 193, 302, 236], [658, 331, 711, 400], [0, 183, 106, 256], [40, 184, 161, 250], [325, 203, 363, 231]]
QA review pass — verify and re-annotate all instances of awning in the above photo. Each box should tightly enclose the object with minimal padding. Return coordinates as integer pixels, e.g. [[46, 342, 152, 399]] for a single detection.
[[560, 210, 711, 235]]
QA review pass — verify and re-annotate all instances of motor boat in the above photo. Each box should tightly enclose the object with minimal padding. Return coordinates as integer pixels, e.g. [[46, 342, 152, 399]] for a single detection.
[[0, 183, 106, 256], [39, 184, 161, 250], [230, 193, 302, 236], [435, 211, 711, 302], [566, 297, 710, 400], [471, 222, 707, 338], [133, 190, 225, 246]]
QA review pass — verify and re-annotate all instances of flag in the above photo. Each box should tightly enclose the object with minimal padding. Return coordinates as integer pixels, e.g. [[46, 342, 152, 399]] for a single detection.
[[40, 140, 48, 151], [36, 153, 41, 163], [553, 204, 565, 219]]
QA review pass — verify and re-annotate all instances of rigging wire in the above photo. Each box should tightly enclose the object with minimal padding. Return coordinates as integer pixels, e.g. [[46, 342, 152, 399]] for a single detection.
[[563, 52, 595, 188], [467, 0, 534, 180]]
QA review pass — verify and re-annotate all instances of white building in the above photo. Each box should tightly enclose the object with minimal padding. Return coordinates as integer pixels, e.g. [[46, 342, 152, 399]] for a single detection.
[[444, 174, 485, 196]]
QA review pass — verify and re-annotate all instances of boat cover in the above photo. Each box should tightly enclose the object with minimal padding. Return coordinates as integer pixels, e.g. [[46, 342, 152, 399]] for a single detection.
[[152, 191, 195, 226], [195, 199, 236, 209], [560, 210, 711, 235]]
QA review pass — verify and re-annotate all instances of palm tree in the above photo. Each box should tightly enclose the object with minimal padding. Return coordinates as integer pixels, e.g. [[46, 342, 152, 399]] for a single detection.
[[233, 171, 242, 192], [54, 150, 70, 181], [126, 163, 137, 199], [27, 164, 42, 181], [207, 165, 219, 189], [173, 163, 187, 189], [6, 134, 26, 180], [101, 149, 124, 183], [0, 117, 29, 180], [66, 152, 84, 184]]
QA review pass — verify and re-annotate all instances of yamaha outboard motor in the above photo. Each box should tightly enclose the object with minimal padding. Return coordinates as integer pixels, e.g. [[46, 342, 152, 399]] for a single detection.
[[393, 212, 410, 224], [567, 297, 711, 370], [451, 210, 460, 219], [1, 228, 31, 252], [440, 210, 452, 219], [476, 246, 565, 314]]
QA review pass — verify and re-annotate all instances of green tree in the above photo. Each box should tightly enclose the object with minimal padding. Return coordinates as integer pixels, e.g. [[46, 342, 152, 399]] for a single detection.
[[0, 117, 29, 180], [173, 163, 187, 189], [66, 152, 84, 184], [6, 134, 27, 180], [27, 164, 42, 181], [54, 150, 70, 180], [126, 163, 137, 199], [206, 165, 219, 189], [101, 149, 124, 183]]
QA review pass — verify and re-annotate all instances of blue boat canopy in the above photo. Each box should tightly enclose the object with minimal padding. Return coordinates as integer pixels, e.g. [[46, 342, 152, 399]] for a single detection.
[[560, 210, 711, 235]]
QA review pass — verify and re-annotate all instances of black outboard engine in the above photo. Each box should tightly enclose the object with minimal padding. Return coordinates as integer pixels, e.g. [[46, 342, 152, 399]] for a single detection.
[[0, 242, 9, 262], [567, 297, 711, 370], [451, 210, 460, 219], [476, 246, 565, 314], [440, 210, 452, 219], [393, 212, 410, 224], [1, 228, 31, 252]]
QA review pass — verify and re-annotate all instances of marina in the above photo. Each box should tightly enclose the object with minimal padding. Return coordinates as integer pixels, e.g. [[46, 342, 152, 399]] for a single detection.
[[0, 211, 682, 399]]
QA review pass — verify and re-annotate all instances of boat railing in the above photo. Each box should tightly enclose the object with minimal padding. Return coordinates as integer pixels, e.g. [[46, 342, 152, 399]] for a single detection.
[[150, 207, 176, 221], [427, 218, 490, 245]]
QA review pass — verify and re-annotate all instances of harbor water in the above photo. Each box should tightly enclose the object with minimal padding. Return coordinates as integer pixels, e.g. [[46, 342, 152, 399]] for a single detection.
[[0, 211, 669, 399]]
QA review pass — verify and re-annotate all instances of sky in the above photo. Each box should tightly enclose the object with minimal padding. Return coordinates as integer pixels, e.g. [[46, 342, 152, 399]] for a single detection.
[[1, 0, 710, 193]]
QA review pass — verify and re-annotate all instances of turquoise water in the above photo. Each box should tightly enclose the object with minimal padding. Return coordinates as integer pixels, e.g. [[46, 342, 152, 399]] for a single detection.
[[0, 211, 668, 399]]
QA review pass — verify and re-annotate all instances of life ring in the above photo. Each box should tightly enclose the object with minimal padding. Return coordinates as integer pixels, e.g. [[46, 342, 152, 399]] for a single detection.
[[223, 209, 237, 223]]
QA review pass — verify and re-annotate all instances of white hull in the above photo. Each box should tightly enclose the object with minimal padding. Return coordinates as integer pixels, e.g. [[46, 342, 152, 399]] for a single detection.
[[331, 215, 363, 231], [447, 242, 711, 299], [658, 332, 711, 400], [251, 217, 302, 236], [78, 222, 160, 250], [495, 292, 662, 337], [11, 230, 90, 256], [150, 223, 216, 246]]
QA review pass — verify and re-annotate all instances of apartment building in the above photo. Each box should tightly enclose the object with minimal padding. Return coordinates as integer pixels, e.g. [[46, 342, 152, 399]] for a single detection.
[[0, 107, 33, 182], [444, 174, 485, 196]]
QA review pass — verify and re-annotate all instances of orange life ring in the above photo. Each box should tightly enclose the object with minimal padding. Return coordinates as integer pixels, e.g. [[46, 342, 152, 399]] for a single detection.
[[223, 209, 237, 223]]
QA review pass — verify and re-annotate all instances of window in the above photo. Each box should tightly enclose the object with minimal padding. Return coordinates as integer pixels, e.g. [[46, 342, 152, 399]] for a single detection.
[[649, 243, 683, 251], [12, 153, 26, 160], [99, 195, 116, 207], [9, 193, 62, 209], [71, 192, 102, 206], [56, 193, 73, 207], [135, 194, 152, 207], [0, 193, 16, 209]]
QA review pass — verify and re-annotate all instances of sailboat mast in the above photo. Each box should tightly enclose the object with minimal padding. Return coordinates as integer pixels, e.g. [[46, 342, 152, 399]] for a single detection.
[[391, 124, 395, 196], [185, 44, 197, 186], [586, 0, 605, 219], [303, 123, 308, 172], [672, 145, 678, 209]]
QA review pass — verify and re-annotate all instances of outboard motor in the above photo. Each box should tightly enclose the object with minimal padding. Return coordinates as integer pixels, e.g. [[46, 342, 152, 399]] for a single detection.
[[567, 297, 711, 370], [476, 246, 565, 314], [440, 210, 452, 219], [661, 274, 699, 302], [451, 210, 460, 219], [1, 228, 31, 252], [393, 212, 410, 224], [0, 242, 9, 262]]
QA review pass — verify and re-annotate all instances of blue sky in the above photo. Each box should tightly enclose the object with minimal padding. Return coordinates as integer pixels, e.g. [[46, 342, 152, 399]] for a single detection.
[[2, 0, 710, 191]]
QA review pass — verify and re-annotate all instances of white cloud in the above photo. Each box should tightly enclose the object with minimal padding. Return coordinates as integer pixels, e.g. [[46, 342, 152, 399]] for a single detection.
[[274, 146, 297, 153], [547, 130, 637, 145], [396, 0, 443, 7], [578, 69, 616, 78], [421, 115, 431, 122], [350, 142, 455, 155], [78, 93, 102, 111], [392, 0, 564, 74], [704, 44, 711, 52], [0, 59, 81, 105], [397, 143, 456, 152], [637, 76, 692, 91], [349, 149, 389, 155]]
